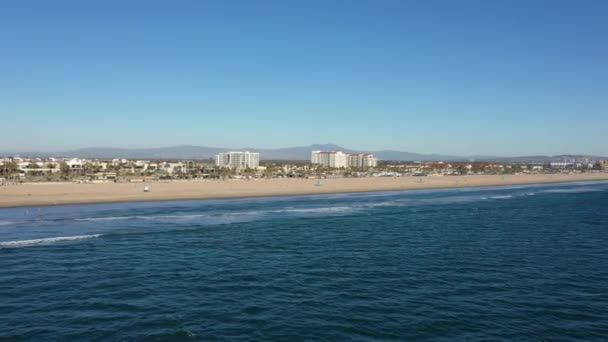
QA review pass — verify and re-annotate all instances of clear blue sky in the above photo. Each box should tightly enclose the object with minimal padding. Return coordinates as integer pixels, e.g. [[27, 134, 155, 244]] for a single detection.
[[1, 0, 607, 156]]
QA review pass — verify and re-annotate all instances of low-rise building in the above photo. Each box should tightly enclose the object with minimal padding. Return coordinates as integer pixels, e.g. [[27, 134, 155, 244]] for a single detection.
[[160, 162, 186, 175], [550, 162, 574, 168], [67, 158, 84, 171], [94, 172, 117, 181]]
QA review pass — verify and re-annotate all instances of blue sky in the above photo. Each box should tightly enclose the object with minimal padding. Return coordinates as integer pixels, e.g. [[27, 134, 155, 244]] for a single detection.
[[1, 0, 607, 156]]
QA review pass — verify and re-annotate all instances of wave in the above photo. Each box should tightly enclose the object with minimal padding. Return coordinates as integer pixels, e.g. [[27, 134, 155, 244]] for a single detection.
[[362, 200, 403, 208], [272, 206, 355, 214], [144, 214, 207, 220], [538, 188, 603, 194], [455, 185, 528, 192], [6, 183, 606, 231], [74, 214, 208, 222], [0, 234, 103, 248], [75, 216, 136, 222], [490, 195, 513, 200]]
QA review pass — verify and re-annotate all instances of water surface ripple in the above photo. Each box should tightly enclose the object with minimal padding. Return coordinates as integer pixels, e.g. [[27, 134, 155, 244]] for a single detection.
[[1, 181, 608, 340]]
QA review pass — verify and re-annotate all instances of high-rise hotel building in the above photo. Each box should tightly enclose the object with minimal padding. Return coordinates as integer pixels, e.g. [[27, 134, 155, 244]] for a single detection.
[[347, 153, 378, 168], [215, 151, 260, 169], [311, 151, 377, 168]]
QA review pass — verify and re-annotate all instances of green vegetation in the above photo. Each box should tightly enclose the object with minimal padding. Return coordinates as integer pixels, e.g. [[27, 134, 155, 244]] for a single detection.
[[1, 157, 605, 184]]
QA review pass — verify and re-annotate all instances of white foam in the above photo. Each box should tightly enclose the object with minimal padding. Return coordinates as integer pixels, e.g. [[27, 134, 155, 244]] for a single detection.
[[0, 221, 17, 226], [147, 214, 207, 220], [74, 213, 210, 222], [274, 206, 355, 214], [455, 185, 527, 192], [363, 200, 403, 208], [203, 213, 263, 225], [539, 188, 602, 194], [0, 234, 103, 248], [75, 216, 135, 222], [490, 195, 513, 199]]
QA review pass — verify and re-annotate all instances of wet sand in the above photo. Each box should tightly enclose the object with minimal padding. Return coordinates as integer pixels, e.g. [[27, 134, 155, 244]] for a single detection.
[[1, 173, 607, 208]]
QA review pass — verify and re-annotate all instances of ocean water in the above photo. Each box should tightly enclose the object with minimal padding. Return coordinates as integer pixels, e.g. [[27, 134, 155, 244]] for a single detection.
[[1, 181, 608, 340]]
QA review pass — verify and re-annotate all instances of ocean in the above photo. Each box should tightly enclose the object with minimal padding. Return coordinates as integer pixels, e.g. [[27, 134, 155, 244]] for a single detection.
[[1, 181, 608, 340]]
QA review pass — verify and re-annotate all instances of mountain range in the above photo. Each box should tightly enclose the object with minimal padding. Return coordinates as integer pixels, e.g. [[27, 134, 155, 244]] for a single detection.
[[3, 144, 606, 162]]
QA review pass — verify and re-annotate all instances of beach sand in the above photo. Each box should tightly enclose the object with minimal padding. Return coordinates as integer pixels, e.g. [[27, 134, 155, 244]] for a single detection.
[[1, 173, 607, 208]]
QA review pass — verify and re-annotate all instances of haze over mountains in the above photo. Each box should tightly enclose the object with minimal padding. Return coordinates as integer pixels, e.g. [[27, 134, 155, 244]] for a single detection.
[[3, 144, 605, 163]]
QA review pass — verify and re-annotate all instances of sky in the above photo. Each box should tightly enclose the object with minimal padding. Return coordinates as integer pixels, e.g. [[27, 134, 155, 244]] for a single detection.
[[1, 0, 607, 156]]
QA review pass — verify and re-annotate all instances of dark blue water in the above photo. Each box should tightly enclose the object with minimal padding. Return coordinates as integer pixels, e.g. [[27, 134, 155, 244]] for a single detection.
[[1, 181, 608, 340]]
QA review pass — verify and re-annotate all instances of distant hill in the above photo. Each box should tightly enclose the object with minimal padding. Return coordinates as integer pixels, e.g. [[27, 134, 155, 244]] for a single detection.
[[3, 145, 606, 162], [4, 144, 462, 161]]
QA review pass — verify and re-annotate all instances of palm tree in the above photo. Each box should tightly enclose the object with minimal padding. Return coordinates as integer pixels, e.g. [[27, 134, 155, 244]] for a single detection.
[[1, 161, 18, 176], [59, 162, 70, 176]]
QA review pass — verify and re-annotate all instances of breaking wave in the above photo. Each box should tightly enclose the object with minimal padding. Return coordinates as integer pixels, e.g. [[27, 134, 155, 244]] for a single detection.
[[273, 206, 355, 214], [0, 234, 103, 248], [538, 188, 603, 194], [75, 216, 136, 222], [1, 181, 606, 249]]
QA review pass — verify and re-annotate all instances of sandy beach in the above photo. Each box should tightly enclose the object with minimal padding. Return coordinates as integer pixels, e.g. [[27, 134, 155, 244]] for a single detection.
[[0, 173, 606, 208]]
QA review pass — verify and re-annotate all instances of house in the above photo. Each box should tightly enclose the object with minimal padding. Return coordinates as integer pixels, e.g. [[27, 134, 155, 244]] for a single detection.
[[67, 158, 84, 171], [160, 162, 186, 175], [94, 172, 117, 181]]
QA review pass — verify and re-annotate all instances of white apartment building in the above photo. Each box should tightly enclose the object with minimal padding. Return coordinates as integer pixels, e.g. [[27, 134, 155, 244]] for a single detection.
[[311, 150, 377, 169], [215, 151, 260, 169]]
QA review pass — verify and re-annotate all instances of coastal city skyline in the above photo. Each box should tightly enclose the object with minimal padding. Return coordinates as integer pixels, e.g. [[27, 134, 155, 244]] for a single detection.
[[3, 152, 607, 186], [2, 1, 607, 156]]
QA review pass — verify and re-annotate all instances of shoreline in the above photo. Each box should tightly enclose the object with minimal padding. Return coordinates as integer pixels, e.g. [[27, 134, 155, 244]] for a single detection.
[[1, 173, 607, 209]]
